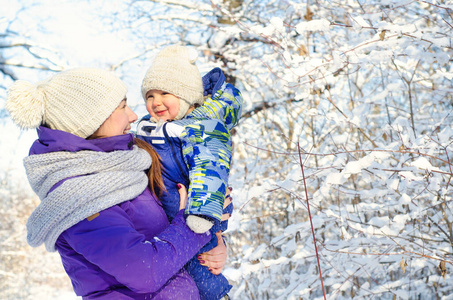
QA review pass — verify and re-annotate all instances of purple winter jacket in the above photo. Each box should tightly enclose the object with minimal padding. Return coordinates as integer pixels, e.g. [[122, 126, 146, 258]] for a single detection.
[[29, 126, 211, 299]]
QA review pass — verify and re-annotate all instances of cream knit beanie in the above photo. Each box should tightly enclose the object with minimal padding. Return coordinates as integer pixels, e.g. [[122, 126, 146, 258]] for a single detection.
[[6, 68, 127, 138], [141, 45, 204, 120]]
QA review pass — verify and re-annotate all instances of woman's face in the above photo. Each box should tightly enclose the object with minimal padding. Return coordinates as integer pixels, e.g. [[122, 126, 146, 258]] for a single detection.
[[91, 99, 137, 138]]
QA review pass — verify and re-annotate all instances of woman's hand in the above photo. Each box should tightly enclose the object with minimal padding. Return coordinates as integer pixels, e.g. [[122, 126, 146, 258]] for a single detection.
[[177, 184, 188, 210], [221, 187, 233, 221], [198, 188, 233, 275], [198, 231, 227, 275]]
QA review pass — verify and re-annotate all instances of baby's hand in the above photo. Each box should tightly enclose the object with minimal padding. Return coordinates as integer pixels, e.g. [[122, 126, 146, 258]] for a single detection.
[[202, 67, 225, 97], [185, 186, 233, 233], [186, 216, 213, 233]]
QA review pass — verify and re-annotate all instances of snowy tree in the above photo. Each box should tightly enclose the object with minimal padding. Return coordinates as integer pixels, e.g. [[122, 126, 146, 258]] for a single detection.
[[0, 2, 64, 118]]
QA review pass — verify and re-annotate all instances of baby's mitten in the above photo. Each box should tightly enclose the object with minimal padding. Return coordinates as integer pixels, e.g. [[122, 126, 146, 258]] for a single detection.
[[186, 215, 214, 233], [202, 67, 225, 96]]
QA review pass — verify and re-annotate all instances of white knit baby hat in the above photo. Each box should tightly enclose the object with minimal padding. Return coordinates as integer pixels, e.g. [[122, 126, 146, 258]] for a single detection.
[[141, 45, 204, 120], [6, 68, 127, 138]]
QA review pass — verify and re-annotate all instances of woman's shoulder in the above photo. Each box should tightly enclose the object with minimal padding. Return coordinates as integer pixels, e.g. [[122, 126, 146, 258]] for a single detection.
[[31, 126, 135, 155]]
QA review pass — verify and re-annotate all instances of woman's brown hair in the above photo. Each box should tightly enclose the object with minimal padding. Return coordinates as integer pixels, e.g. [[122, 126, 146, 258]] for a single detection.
[[134, 138, 166, 197]]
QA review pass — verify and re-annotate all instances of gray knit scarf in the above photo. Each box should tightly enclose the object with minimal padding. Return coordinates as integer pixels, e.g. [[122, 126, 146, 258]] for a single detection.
[[23, 145, 151, 252]]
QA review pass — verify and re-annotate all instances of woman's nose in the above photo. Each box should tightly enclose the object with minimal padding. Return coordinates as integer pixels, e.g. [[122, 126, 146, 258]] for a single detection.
[[128, 107, 138, 123]]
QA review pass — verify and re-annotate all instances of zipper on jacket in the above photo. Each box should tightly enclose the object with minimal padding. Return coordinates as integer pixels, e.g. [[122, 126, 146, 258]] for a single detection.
[[163, 122, 187, 180]]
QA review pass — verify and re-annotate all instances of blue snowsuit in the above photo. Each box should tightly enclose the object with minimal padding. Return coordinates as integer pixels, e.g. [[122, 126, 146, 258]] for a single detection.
[[136, 68, 243, 300]]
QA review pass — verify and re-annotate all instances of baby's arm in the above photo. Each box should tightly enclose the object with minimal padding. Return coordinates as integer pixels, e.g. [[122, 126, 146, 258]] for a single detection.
[[180, 68, 242, 233], [179, 119, 232, 233], [187, 68, 243, 130]]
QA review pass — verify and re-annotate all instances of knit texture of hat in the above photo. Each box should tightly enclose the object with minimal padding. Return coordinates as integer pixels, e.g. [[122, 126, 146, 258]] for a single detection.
[[6, 68, 127, 138], [141, 45, 203, 120]]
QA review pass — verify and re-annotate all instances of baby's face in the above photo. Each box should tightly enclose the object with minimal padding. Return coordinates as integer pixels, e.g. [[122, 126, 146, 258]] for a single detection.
[[145, 89, 180, 121]]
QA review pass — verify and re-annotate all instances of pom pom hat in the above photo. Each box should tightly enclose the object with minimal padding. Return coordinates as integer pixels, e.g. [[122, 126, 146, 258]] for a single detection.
[[6, 68, 127, 138], [141, 45, 204, 120]]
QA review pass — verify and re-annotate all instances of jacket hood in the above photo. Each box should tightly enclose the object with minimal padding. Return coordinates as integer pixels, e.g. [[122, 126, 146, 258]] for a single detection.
[[29, 126, 135, 155]]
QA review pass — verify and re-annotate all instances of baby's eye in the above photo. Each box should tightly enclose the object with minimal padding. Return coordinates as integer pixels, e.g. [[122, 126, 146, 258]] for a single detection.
[[162, 92, 169, 95]]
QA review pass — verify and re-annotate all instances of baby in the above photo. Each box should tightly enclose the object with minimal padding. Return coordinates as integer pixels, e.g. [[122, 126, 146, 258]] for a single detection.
[[136, 45, 243, 300]]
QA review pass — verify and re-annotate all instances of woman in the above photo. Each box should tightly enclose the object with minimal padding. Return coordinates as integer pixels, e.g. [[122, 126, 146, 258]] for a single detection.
[[6, 68, 230, 299]]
